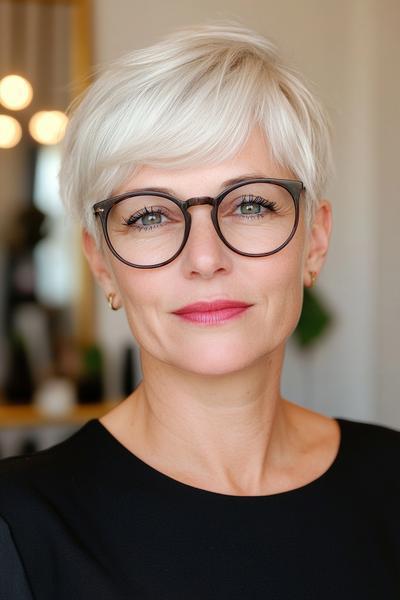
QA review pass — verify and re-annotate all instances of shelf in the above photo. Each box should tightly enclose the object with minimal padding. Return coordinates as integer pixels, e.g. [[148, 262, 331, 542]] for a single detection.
[[0, 401, 121, 428]]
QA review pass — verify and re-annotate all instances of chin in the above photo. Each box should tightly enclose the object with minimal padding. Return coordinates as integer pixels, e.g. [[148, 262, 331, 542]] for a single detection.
[[169, 347, 264, 377]]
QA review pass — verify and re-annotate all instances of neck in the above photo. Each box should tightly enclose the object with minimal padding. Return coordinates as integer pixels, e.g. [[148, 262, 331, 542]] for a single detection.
[[125, 344, 298, 494]]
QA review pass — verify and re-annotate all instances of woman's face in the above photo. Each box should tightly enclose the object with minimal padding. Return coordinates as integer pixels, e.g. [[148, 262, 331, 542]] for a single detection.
[[86, 127, 330, 376]]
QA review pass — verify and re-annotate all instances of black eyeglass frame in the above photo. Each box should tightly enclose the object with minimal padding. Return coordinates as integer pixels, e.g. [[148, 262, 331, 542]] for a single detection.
[[93, 177, 305, 269]]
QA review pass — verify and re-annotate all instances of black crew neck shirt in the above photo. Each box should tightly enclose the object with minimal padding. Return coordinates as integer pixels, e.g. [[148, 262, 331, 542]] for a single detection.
[[0, 416, 399, 599]]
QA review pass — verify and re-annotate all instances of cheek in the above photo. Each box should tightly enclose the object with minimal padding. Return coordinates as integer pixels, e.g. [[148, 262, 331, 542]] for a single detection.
[[255, 242, 305, 336], [109, 236, 306, 368], [111, 263, 170, 343]]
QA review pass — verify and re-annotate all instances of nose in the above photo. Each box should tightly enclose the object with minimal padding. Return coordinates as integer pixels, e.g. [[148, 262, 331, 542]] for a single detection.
[[180, 204, 232, 278]]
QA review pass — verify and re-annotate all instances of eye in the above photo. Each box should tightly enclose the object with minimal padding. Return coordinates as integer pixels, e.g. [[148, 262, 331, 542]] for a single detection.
[[236, 195, 278, 215], [123, 207, 168, 229]]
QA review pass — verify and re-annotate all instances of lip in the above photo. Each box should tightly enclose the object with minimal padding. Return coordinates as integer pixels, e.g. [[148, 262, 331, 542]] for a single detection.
[[172, 299, 252, 314], [171, 299, 253, 325]]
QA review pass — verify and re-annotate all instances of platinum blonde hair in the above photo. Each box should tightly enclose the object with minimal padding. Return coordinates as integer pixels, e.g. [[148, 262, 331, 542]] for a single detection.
[[59, 22, 333, 246]]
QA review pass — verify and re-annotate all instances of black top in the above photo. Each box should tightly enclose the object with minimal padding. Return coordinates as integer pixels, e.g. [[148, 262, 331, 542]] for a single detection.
[[0, 416, 399, 600]]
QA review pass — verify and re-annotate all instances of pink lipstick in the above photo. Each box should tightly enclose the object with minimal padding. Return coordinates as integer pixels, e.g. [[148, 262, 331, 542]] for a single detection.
[[172, 299, 252, 325]]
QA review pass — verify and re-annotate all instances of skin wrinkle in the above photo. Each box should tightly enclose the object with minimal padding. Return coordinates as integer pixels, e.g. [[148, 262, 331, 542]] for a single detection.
[[83, 126, 335, 496], [60, 25, 333, 254]]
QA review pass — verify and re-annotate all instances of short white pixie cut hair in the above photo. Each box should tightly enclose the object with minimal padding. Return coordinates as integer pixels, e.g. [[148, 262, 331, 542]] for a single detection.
[[59, 22, 333, 246]]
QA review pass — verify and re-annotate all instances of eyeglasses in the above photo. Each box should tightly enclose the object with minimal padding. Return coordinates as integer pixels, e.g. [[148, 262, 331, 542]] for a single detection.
[[93, 177, 305, 269]]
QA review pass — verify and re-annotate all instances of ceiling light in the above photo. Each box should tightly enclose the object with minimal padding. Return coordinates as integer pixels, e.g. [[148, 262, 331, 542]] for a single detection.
[[0, 114, 23, 148], [29, 110, 68, 145], [0, 74, 33, 111]]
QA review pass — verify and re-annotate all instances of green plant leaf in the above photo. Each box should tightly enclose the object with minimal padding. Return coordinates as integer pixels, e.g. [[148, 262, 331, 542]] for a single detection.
[[293, 287, 333, 348]]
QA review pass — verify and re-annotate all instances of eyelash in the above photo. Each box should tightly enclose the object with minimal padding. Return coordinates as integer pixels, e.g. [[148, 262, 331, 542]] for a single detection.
[[236, 196, 278, 215], [122, 206, 165, 229], [121, 196, 278, 230]]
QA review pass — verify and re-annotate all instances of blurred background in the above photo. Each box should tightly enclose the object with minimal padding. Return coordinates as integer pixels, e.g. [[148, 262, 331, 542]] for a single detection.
[[0, 0, 399, 458]]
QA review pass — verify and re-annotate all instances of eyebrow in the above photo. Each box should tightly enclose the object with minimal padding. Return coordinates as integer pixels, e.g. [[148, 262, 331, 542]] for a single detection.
[[123, 172, 269, 197]]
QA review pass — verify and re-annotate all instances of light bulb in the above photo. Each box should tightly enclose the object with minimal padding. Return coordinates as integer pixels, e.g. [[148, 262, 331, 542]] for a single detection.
[[29, 110, 68, 145], [0, 75, 33, 110], [0, 114, 22, 148]]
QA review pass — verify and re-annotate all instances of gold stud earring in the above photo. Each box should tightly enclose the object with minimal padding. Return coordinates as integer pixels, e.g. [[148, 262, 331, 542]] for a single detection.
[[107, 293, 120, 311], [310, 271, 317, 288]]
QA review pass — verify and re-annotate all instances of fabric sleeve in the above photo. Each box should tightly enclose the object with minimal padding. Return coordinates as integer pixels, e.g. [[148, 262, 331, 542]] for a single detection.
[[0, 515, 34, 600]]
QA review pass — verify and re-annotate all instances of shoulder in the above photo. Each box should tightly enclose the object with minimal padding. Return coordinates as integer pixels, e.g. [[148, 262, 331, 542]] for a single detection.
[[337, 416, 400, 452], [0, 423, 84, 477], [0, 420, 97, 512], [292, 400, 400, 462], [336, 416, 400, 493], [287, 403, 400, 494]]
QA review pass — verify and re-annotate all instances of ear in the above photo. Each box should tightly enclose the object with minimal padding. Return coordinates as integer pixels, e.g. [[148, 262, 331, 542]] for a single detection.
[[81, 229, 118, 298], [303, 200, 332, 287]]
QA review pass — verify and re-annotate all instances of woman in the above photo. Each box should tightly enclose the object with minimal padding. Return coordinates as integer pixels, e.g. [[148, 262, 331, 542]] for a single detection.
[[1, 23, 399, 600]]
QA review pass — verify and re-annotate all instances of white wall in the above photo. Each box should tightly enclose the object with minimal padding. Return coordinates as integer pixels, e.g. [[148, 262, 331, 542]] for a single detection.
[[91, 0, 400, 427], [374, 1, 400, 425]]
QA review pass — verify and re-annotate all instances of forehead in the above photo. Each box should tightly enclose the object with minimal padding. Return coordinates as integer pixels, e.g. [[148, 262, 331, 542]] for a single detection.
[[116, 127, 295, 197]]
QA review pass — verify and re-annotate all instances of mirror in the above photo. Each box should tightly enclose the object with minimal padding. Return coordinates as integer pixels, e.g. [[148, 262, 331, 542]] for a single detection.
[[0, 0, 95, 408]]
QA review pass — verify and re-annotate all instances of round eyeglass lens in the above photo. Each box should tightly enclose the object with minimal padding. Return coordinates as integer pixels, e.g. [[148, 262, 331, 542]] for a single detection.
[[105, 182, 297, 267], [217, 182, 296, 255], [106, 195, 186, 266]]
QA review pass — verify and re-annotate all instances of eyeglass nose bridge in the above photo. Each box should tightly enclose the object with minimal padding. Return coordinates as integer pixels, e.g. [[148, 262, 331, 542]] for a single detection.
[[183, 196, 215, 209], [181, 195, 221, 234], [179, 195, 224, 255]]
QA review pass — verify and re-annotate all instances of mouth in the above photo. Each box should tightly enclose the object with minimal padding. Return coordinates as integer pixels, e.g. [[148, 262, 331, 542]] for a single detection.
[[172, 299, 253, 326]]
